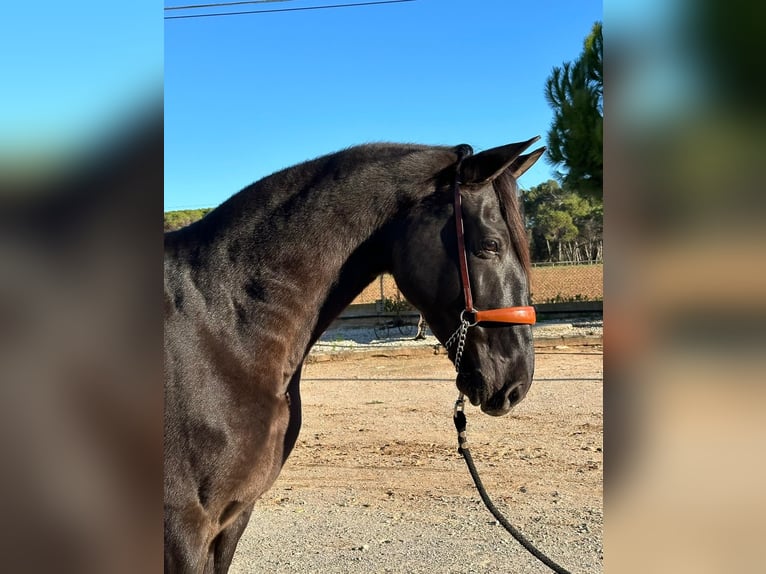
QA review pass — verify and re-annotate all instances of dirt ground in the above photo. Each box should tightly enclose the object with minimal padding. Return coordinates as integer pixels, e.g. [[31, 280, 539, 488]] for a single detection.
[[230, 348, 603, 573]]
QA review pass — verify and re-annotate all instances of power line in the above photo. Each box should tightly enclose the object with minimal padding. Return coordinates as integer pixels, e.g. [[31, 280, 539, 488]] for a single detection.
[[165, 0, 292, 12], [165, 0, 415, 20]]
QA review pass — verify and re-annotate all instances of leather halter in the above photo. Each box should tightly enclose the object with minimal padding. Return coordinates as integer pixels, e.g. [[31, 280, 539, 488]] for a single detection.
[[452, 158, 536, 326]]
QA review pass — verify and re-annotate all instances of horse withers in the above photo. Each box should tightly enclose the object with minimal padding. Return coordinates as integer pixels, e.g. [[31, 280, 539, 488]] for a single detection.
[[164, 138, 544, 572]]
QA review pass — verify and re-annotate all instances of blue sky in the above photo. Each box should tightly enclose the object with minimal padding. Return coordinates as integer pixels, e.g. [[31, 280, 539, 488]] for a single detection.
[[165, 0, 602, 211]]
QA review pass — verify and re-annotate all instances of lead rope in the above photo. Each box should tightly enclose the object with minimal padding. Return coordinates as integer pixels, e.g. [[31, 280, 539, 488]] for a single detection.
[[452, 396, 572, 574], [447, 327, 572, 574]]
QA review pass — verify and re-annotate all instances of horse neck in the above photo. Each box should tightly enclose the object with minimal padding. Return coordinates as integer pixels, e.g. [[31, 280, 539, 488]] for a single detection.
[[175, 156, 434, 383]]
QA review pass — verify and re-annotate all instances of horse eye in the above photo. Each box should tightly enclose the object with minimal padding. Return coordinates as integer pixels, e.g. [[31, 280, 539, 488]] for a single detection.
[[481, 239, 500, 252]]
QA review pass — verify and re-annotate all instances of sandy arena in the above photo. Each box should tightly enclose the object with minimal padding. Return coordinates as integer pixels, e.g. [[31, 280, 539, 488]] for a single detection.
[[229, 339, 603, 574]]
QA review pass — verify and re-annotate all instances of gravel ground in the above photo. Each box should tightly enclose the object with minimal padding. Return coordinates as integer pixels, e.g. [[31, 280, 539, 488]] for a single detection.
[[230, 321, 603, 573]]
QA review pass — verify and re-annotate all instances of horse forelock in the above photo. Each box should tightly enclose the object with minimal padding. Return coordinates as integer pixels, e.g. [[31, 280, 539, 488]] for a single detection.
[[493, 170, 531, 279]]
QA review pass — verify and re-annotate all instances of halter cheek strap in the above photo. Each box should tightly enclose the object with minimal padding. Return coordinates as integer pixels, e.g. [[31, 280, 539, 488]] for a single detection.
[[452, 170, 475, 313]]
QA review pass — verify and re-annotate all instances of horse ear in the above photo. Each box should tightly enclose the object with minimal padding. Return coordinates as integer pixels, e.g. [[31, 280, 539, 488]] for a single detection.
[[509, 146, 546, 179], [459, 136, 541, 185]]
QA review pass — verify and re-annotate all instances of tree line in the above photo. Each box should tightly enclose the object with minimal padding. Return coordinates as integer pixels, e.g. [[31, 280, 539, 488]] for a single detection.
[[164, 208, 212, 232], [522, 179, 602, 263], [165, 190, 602, 264], [164, 183, 602, 264]]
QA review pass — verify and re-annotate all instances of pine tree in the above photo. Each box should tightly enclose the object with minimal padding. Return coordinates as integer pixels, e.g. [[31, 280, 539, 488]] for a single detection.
[[544, 22, 603, 200]]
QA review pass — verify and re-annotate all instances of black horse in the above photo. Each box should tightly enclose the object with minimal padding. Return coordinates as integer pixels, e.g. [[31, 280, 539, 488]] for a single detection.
[[164, 139, 544, 572]]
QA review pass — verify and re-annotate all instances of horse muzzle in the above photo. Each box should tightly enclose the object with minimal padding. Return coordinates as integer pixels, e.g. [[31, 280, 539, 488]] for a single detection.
[[457, 371, 529, 416], [480, 381, 528, 416]]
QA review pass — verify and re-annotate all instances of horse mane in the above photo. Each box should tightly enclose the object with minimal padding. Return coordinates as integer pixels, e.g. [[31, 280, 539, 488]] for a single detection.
[[493, 169, 531, 279], [168, 143, 532, 287]]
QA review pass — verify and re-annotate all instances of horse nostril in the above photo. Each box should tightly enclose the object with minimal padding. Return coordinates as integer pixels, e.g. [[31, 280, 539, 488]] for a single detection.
[[507, 383, 523, 406]]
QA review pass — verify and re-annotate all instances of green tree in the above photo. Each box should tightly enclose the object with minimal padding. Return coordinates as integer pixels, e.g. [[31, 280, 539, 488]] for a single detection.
[[164, 208, 212, 232], [523, 180, 602, 262], [544, 21, 603, 200]]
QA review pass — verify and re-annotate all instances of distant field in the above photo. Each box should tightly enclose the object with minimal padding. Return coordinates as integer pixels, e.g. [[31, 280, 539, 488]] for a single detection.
[[353, 263, 603, 307], [529, 263, 603, 303]]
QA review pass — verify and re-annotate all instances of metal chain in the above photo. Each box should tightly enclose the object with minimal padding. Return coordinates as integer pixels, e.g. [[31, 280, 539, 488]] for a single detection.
[[445, 311, 476, 373]]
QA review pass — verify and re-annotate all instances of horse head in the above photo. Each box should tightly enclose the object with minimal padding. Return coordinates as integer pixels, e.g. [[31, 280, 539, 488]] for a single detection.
[[390, 139, 545, 416]]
